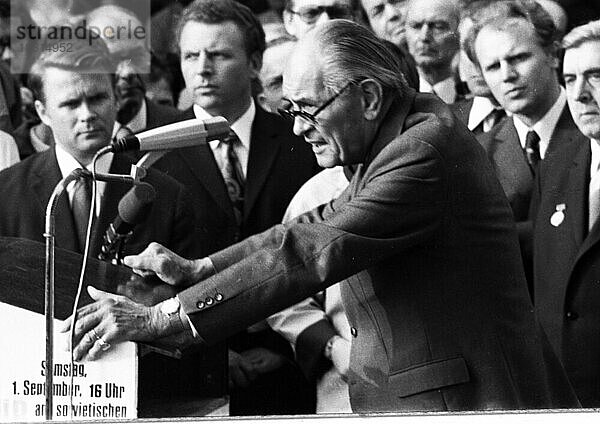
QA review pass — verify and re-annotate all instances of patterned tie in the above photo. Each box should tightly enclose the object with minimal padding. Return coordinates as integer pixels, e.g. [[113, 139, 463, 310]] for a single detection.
[[72, 176, 92, 252], [525, 130, 541, 172], [589, 159, 600, 232], [220, 131, 245, 226]]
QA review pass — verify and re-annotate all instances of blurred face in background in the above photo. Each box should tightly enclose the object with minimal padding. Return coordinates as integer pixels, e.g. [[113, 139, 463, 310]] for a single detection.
[[360, 0, 407, 46], [405, 0, 459, 70], [283, 0, 356, 39], [258, 40, 296, 113], [457, 17, 491, 98]]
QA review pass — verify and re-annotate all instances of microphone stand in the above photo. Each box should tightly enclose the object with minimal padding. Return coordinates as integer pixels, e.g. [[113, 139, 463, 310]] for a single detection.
[[43, 164, 144, 420]]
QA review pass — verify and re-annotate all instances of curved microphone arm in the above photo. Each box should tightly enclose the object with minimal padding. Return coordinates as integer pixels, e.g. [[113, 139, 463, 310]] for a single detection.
[[43, 168, 87, 420]]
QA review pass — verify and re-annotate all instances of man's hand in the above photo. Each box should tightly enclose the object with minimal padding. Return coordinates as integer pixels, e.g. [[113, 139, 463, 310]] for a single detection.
[[123, 242, 211, 287], [327, 336, 351, 379], [240, 347, 288, 375], [59, 286, 165, 361], [228, 349, 259, 389]]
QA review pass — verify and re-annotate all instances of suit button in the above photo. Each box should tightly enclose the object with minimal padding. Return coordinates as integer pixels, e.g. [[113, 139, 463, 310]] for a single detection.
[[566, 311, 578, 320], [350, 327, 358, 338], [215, 293, 224, 302], [205, 297, 214, 305], [196, 301, 205, 309]]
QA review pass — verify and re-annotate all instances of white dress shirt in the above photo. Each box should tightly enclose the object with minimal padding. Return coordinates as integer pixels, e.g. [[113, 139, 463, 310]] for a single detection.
[[419, 75, 457, 104], [468, 96, 500, 133], [591, 138, 600, 180], [55, 144, 114, 217], [193, 101, 254, 177], [513, 88, 567, 159]]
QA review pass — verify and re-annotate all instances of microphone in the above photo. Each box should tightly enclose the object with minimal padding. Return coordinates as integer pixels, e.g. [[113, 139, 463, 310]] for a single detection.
[[98, 182, 156, 263], [109, 117, 230, 153]]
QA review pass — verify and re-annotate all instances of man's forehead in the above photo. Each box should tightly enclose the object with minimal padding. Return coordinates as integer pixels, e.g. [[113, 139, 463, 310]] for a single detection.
[[564, 40, 600, 72], [293, 0, 354, 8], [476, 19, 537, 50], [407, 0, 454, 18]]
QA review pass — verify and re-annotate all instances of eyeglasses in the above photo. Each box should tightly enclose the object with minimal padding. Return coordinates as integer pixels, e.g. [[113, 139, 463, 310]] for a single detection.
[[278, 81, 354, 126], [287, 5, 354, 24]]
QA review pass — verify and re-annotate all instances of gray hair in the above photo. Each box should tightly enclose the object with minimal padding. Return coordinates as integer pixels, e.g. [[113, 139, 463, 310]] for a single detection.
[[563, 19, 600, 50], [313, 20, 408, 97]]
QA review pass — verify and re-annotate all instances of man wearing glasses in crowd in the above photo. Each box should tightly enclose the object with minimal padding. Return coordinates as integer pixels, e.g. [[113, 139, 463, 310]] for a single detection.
[[283, 0, 360, 38]]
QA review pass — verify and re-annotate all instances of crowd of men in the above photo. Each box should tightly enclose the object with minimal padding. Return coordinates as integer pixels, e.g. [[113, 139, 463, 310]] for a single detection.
[[1, 0, 600, 417]]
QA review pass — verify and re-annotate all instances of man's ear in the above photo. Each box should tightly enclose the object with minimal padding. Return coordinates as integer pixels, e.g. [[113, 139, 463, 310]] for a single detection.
[[283, 10, 297, 37], [34, 99, 51, 127], [359, 79, 384, 121], [248, 51, 263, 80]]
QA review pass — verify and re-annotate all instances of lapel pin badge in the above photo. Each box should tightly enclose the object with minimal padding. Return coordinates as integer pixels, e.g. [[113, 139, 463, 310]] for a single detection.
[[550, 203, 566, 227]]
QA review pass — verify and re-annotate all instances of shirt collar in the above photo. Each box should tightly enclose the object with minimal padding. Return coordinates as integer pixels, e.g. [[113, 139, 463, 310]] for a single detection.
[[419, 75, 457, 104], [55, 143, 113, 177], [124, 99, 147, 133], [513, 87, 566, 158], [194, 101, 255, 150], [467, 96, 497, 131]]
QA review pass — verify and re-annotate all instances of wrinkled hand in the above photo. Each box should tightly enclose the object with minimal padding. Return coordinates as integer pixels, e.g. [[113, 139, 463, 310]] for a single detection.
[[330, 337, 351, 379], [228, 349, 259, 389], [59, 286, 163, 361], [123, 242, 208, 287], [240, 347, 287, 375]]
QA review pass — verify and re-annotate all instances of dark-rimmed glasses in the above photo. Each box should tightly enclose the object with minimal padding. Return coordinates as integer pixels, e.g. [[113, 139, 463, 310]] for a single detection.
[[287, 5, 354, 24], [278, 81, 354, 126]]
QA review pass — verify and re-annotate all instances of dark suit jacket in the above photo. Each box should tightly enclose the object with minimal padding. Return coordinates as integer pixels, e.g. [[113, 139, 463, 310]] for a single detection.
[[151, 104, 320, 257], [0, 148, 198, 260], [177, 90, 578, 412], [532, 136, 600, 407], [478, 106, 582, 290], [145, 98, 183, 129]]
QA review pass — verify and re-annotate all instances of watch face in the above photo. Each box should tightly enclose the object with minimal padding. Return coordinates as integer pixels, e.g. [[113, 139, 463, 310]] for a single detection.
[[161, 298, 180, 315]]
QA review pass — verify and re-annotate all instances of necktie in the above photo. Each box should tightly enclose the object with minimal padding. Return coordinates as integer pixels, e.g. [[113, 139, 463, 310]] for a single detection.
[[589, 161, 600, 232], [525, 130, 541, 172], [220, 131, 245, 225], [72, 176, 92, 252]]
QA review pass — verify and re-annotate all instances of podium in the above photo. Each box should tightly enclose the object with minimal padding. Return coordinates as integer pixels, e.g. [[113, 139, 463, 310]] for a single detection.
[[0, 237, 227, 419]]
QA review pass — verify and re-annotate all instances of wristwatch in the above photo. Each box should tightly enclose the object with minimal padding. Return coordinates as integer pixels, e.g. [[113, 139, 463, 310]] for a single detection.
[[159, 297, 185, 333]]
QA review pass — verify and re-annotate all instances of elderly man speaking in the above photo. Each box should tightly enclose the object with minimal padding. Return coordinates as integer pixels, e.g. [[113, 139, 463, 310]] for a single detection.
[[63, 20, 579, 413]]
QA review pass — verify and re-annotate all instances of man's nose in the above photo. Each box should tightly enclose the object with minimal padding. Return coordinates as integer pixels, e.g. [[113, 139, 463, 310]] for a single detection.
[[500, 61, 517, 82], [197, 52, 213, 76], [571, 76, 592, 103], [315, 10, 332, 26], [77, 101, 97, 121], [292, 116, 312, 136]]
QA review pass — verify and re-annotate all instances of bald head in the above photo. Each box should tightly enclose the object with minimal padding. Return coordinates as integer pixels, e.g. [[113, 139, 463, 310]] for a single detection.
[[86, 5, 147, 56]]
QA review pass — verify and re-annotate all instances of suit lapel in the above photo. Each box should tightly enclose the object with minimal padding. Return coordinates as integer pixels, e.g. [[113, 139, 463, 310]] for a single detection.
[[488, 117, 532, 190], [89, 155, 133, 257], [575, 142, 600, 258], [244, 107, 280, 220], [546, 105, 584, 159], [178, 107, 235, 220], [31, 149, 80, 252]]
